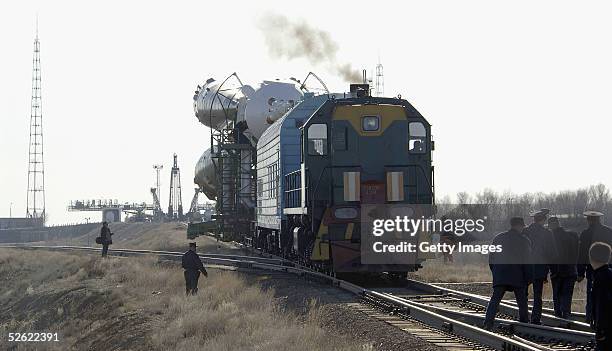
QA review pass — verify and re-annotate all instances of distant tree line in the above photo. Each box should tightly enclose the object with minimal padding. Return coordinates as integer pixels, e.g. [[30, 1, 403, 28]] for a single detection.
[[437, 183, 611, 236]]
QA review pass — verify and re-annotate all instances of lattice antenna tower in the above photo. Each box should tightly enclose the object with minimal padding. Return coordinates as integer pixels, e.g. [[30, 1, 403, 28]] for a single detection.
[[26, 17, 46, 223]]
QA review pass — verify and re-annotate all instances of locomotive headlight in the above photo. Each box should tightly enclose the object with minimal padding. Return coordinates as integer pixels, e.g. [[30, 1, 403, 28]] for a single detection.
[[334, 207, 358, 219], [362, 116, 380, 131]]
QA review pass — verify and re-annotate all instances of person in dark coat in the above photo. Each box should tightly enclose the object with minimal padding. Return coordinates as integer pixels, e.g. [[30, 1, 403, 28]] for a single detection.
[[577, 211, 612, 323], [182, 242, 208, 295], [523, 209, 557, 324], [548, 216, 579, 318], [483, 217, 533, 330], [100, 222, 113, 257], [589, 242, 612, 350]]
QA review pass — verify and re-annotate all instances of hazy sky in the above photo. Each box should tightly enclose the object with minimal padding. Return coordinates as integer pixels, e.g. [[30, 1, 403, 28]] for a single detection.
[[1, 0, 611, 224]]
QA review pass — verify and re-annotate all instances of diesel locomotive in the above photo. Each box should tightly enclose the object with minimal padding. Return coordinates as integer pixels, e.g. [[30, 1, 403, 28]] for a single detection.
[[254, 85, 435, 275], [192, 75, 434, 275]]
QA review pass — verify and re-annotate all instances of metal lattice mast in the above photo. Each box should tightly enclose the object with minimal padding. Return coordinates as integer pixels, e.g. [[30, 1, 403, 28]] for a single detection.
[[26, 21, 45, 224], [167, 153, 183, 220]]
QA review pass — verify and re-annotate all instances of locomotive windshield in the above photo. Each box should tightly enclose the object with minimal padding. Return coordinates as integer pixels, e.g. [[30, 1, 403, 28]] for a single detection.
[[308, 123, 328, 156], [409, 122, 426, 153]]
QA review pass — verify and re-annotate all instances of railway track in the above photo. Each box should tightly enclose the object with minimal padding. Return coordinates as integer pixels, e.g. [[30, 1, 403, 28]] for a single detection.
[[373, 292, 593, 350], [396, 280, 591, 331], [0, 244, 595, 350]]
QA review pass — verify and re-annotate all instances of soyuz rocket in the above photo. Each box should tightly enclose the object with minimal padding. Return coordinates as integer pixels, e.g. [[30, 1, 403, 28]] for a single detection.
[[192, 77, 304, 205]]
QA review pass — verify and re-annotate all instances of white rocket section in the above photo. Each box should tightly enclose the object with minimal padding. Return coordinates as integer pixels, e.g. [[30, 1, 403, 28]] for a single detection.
[[194, 148, 217, 200], [193, 79, 302, 142], [193, 78, 304, 201], [242, 81, 303, 141]]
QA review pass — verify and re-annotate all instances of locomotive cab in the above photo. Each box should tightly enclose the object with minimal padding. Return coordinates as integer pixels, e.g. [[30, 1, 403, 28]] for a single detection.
[[256, 89, 434, 275], [297, 96, 433, 273]]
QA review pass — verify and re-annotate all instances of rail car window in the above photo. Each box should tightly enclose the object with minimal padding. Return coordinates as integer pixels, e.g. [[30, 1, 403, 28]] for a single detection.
[[409, 122, 426, 154], [308, 124, 328, 156], [267, 164, 278, 198]]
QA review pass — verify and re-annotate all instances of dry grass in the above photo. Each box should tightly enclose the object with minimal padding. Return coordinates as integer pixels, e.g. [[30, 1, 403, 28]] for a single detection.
[[413, 261, 492, 283], [0, 250, 110, 350], [0, 249, 372, 351], [102, 256, 371, 351]]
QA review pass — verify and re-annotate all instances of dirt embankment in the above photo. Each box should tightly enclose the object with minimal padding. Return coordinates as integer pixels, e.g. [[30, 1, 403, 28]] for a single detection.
[[0, 249, 377, 351]]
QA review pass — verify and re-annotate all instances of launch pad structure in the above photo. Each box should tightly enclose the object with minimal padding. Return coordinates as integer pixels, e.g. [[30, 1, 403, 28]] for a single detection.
[[167, 153, 184, 221], [68, 154, 192, 223]]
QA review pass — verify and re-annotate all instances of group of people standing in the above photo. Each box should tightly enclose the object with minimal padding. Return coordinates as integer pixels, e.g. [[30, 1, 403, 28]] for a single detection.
[[483, 209, 612, 350]]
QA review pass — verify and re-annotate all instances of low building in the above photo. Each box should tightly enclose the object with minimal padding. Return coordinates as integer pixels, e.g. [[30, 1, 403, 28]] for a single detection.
[[0, 217, 44, 230]]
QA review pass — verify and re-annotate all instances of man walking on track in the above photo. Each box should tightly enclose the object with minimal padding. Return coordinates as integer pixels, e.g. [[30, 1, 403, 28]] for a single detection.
[[99, 221, 113, 258], [523, 209, 556, 324], [483, 217, 533, 330], [182, 242, 208, 295]]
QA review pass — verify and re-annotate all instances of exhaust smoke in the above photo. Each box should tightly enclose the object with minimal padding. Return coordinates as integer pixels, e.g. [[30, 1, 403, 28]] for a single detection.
[[258, 13, 362, 83]]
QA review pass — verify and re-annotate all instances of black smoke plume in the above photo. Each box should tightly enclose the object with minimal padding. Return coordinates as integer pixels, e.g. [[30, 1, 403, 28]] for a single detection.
[[258, 13, 362, 83]]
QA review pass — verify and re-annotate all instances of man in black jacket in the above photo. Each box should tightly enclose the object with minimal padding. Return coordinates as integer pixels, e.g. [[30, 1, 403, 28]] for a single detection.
[[548, 216, 579, 318], [523, 209, 557, 324], [589, 242, 612, 350], [182, 242, 208, 295], [483, 217, 533, 330], [578, 211, 612, 323], [100, 222, 113, 258]]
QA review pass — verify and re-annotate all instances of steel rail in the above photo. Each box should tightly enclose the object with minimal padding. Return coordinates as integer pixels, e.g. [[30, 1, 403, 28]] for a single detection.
[[381, 293, 594, 347], [0, 244, 287, 265], [405, 279, 591, 332], [502, 300, 587, 322], [363, 291, 541, 351]]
